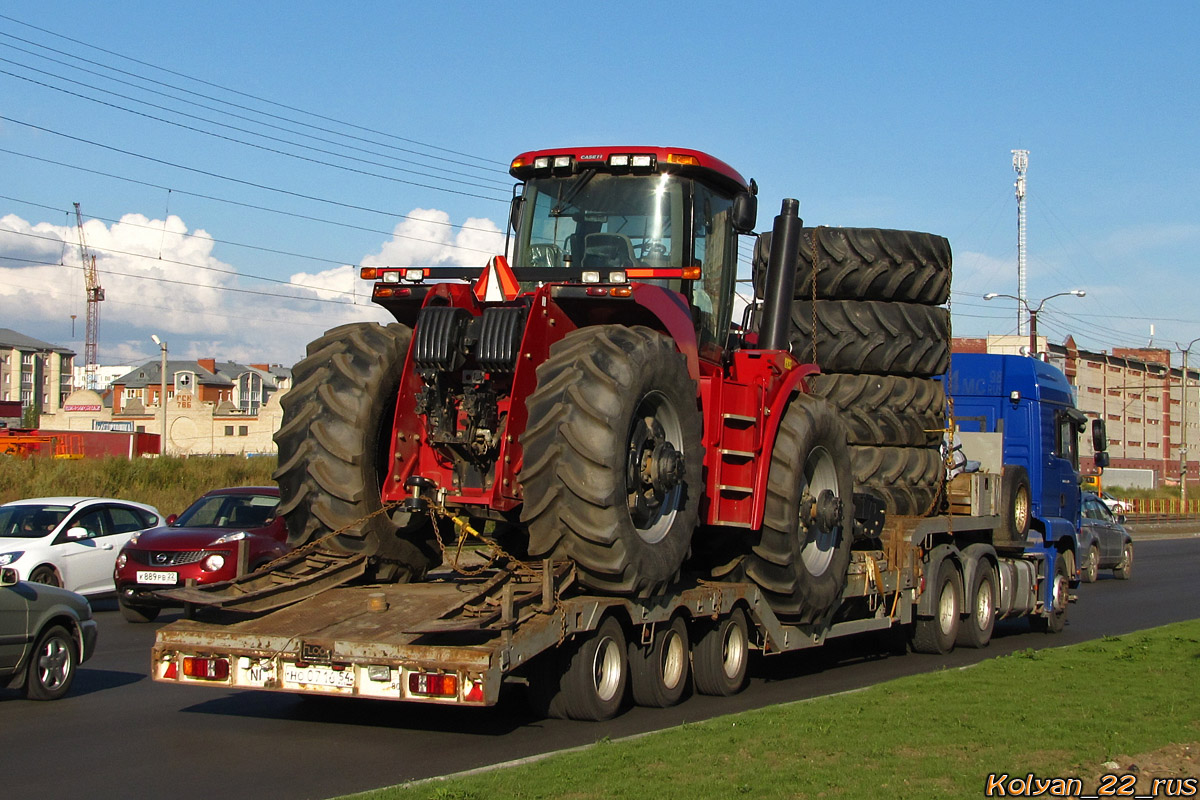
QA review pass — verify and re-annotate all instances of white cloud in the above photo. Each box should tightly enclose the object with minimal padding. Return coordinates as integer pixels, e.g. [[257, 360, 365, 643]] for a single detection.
[[0, 209, 505, 368]]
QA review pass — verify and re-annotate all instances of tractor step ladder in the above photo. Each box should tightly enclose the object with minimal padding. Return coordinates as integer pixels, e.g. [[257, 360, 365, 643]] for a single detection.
[[710, 382, 764, 527]]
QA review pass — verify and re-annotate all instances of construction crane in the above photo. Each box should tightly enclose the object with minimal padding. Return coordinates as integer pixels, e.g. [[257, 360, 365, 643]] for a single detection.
[[74, 202, 104, 391]]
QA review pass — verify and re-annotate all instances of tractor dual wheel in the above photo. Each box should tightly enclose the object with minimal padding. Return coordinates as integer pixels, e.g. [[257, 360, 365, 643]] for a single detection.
[[788, 300, 950, 377], [753, 227, 952, 305], [273, 322, 441, 582], [519, 325, 703, 598], [956, 559, 997, 649], [740, 394, 855, 624], [806, 373, 946, 447]]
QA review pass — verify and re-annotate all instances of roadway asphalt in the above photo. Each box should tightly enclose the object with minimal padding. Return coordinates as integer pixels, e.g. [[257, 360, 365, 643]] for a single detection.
[[3, 534, 1198, 800]]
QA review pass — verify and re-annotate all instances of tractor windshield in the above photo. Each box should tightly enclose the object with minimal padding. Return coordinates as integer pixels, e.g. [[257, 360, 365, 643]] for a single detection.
[[513, 172, 738, 351], [516, 172, 687, 271]]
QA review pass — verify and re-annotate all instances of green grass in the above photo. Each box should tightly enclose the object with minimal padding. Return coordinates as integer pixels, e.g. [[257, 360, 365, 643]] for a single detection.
[[351, 621, 1200, 800], [0, 455, 276, 516]]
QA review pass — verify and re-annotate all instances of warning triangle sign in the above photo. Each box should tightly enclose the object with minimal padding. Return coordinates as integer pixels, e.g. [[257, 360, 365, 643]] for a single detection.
[[473, 255, 520, 302]]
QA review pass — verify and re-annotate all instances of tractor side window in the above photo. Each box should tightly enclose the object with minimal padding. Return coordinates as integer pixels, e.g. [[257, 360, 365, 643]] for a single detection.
[[690, 184, 736, 351]]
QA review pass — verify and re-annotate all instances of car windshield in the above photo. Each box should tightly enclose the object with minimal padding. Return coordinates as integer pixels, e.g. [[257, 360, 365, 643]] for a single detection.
[[174, 494, 278, 529], [0, 505, 71, 538]]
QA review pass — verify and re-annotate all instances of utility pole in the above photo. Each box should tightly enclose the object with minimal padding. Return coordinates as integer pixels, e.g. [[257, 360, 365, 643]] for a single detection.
[[152, 335, 167, 456], [1012, 149, 1029, 337], [1178, 337, 1200, 510]]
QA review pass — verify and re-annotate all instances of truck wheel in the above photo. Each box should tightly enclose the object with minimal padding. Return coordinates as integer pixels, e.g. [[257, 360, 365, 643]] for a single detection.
[[692, 607, 750, 696], [119, 598, 160, 623], [753, 228, 952, 304], [628, 615, 690, 707], [1032, 551, 1069, 633], [24, 625, 78, 701], [806, 374, 945, 447], [273, 322, 441, 582], [520, 326, 702, 598], [741, 395, 854, 623], [788, 300, 950, 377], [1113, 542, 1133, 580], [998, 466, 1032, 543], [955, 560, 996, 649], [530, 615, 629, 721], [911, 558, 961, 654]]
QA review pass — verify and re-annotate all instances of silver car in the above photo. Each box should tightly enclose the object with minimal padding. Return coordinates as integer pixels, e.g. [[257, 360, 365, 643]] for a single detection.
[[1078, 493, 1134, 583], [0, 566, 98, 699]]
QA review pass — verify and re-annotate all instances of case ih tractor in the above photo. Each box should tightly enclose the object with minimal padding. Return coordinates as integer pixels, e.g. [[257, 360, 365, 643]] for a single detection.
[[271, 146, 949, 626]]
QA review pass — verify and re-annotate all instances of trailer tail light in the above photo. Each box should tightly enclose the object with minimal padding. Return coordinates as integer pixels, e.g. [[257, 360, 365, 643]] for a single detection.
[[183, 656, 230, 680], [408, 672, 459, 698]]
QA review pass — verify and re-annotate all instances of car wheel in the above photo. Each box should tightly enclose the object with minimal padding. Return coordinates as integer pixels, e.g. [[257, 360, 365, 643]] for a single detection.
[[119, 598, 161, 623], [1083, 545, 1100, 584], [1114, 542, 1133, 580], [28, 566, 61, 588], [25, 625, 78, 701]]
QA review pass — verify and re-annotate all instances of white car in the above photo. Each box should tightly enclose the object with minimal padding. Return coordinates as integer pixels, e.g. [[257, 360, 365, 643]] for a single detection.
[[0, 497, 162, 596], [1098, 491, 1133, 516]]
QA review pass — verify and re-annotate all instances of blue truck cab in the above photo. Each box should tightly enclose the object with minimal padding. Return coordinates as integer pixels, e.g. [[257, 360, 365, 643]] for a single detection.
[[946, 353, 1107, 586]]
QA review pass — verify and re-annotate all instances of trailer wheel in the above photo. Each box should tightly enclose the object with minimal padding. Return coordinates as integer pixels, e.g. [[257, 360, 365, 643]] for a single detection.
[[753, 228, 952, 304], [520, 325, 702, 597], [955, 560, 996, 649], [628, 615, 690, 707], [788, 300, 950, 377], [911, 558, 961, 654], [692, 607, 750, 696], [1113, 542, 1133, 580], [739, 395, 854, 623], [998, 466, 1031, 543], [529, 615, 629, 721], [273, 322, 440, 582], [1032, 551, 1069, 633]]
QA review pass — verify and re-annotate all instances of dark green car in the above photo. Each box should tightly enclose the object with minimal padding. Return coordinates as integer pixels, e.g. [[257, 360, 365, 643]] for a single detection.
[[0, 566, 98, 700]]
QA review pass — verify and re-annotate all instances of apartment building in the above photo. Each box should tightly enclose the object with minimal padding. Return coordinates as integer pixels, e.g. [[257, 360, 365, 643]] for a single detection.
[[0, 328, 75, 419]]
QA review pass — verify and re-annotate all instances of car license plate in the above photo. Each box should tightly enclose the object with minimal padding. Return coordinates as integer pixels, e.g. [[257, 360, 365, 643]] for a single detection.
[[284, 664, 355, 689], [136, 570, 178, 585]]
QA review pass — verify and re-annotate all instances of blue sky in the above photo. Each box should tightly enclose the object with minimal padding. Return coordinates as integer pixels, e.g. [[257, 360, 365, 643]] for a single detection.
[[1, 2, 1197, 370]]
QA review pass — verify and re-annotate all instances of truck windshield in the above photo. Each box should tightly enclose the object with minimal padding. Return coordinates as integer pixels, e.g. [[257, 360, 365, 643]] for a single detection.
[[515, 172, 687, 271]]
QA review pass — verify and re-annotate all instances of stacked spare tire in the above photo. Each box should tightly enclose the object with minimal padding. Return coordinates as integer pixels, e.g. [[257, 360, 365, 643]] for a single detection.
[[753, 227, 953, 518]]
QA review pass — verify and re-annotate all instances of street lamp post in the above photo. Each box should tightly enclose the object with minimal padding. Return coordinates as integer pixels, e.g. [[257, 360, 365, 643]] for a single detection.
[[151, 335, 167, 456], [983, 290, 1086, 357], [1177, 336, 1200, 510]]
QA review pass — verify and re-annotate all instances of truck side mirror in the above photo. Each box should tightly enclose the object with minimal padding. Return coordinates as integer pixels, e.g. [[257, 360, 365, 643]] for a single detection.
[[1094, 451, 1110, 469], [508, 195, 524, 233], [1092, 418, 1108, 453], [732, 186, 758, 234]]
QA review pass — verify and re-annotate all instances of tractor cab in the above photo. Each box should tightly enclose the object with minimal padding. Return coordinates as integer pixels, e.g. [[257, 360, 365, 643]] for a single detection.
[[508, 148, 757, 355]]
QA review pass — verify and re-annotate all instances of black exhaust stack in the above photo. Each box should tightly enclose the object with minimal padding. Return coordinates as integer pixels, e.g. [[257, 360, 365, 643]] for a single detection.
[[758, 198, 802, 351]]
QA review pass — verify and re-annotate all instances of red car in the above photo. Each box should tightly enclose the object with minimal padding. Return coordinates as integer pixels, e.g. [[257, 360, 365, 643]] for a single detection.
[[113, 487, 288, 622]]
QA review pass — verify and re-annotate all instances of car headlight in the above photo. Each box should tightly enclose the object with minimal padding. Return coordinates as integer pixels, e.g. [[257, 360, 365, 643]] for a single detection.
[[212, 531, 248, 545], [116, 553, 127, 569], [0, 551, 23, 567], [202, 553, 226, 571]]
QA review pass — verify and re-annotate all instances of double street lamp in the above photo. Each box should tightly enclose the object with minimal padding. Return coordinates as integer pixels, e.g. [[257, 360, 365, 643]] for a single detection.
[[983, 290, 1086, 357]]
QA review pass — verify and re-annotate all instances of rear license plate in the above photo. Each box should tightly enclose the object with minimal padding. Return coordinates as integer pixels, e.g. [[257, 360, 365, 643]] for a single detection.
[[136, 570, 178, 585], [284, 664, 355, 689]]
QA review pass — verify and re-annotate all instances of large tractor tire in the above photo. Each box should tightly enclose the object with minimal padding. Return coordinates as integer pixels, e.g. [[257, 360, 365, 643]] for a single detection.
[[788, 300, 950, 377], [519, 325, 703, 598], [848, 445, 944, 488], [273, 322, 441, 582], [806, 374, 945, 447], [754, 227, 952, 304], [859, 485, 942, 517], [740, 394, 855, 623]]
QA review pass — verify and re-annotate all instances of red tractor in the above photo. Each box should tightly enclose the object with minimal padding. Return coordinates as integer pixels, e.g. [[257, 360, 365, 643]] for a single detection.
[[273, 147, 862, 624]]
